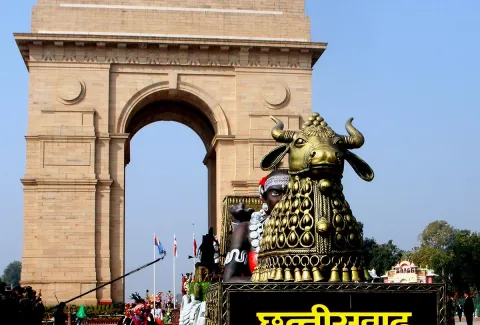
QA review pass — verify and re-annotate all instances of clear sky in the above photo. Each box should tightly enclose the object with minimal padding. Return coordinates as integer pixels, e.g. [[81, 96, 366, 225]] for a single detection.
[[1, 0, 479, 301]]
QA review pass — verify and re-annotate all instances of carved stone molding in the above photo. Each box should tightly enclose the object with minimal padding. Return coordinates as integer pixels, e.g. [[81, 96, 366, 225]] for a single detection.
[[15, 34, 327, 69]]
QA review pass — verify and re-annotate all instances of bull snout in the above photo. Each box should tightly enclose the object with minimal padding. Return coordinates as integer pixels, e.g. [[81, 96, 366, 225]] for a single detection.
[[310, 149, 339, 167]]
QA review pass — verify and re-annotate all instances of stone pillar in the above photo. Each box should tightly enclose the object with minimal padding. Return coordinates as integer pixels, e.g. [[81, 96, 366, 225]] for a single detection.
[[214, 139, 236, 234], [109, 134, 128, 302], [204, 153, 217, 230], [95, 180, 113, 303], [95, 136, 113, 303]]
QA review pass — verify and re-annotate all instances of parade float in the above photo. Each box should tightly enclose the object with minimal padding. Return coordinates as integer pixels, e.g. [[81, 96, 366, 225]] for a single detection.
[[41, 113, 446, 325], [204, 113, 446, 325]]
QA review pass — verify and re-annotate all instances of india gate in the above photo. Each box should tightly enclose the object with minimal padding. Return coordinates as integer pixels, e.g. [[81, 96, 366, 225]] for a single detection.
[[15, 0, 326, 304]]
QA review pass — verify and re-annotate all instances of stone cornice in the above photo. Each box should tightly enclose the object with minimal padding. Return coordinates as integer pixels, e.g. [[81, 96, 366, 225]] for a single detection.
[[21, 178, 98, 186], [21, 178, 114, 188], [14, 33, 326, 70]]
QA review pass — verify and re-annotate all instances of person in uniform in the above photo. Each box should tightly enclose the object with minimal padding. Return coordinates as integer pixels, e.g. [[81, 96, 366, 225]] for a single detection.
[[464, 291, 475, 325], [224, 169, 289, 282]]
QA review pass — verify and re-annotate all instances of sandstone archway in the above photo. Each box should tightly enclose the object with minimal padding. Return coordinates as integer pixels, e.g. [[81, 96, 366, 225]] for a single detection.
[[114, 87, 221, 300], [15, 0, 325, 304]]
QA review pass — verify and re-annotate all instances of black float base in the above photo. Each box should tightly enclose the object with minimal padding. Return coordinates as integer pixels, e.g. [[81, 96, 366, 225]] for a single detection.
[[205, 282, 446, 325]]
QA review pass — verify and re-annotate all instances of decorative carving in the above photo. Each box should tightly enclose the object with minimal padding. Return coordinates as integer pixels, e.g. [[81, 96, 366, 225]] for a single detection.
[[42, 47, 55, 62], [187, 50, 200, 65], [167, 51, 180, 65], [57, 76, 86, 105], [105, 48, 118, 63], [248, 54, 261, 67], [268, 53, 281, 68], [84, 47, 97, 63], [126, 49, 139, 64], [262, 82, 290, 109], [147, 51, 159, 64], [63, 48, 76, 62], [288, 51, 300, 68], [22, 41, 320, 69], [207, 53, 220, 66], [228, 52, 240, 66]]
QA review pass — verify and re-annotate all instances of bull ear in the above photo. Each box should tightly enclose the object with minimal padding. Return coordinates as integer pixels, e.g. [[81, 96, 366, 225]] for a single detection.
[[344, 151, 374, 182], [260, 144, 289, 171]]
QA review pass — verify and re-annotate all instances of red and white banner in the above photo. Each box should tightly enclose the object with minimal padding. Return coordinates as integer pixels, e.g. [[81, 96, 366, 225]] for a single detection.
[[193, 235, 197, 258], [173, 235, 178, 258]]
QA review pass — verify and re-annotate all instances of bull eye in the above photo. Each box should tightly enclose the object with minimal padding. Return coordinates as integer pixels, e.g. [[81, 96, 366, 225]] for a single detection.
[[294, 138, 306, 147]]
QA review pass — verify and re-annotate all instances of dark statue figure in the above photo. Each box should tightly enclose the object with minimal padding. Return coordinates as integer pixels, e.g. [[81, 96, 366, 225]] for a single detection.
[[223, 170, 290, 282], [198, 228, 217, 267]]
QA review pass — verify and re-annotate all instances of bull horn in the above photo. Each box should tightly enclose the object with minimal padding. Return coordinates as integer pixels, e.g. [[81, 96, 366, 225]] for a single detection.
[[270, 116, 295, 143], [341, 117, 365, 149]]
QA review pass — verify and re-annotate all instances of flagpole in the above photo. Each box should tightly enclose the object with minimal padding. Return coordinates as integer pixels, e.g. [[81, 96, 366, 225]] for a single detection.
[[193, 233, 196, 275], [153, 233, 156, 311], [173, 234, 176, 309]]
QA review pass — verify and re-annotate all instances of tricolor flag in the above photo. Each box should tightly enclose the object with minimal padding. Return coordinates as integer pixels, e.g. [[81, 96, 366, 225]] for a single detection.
[[173, 235, 178, 258], [193, 235, 197, 258], [154, 235, 164, 255]]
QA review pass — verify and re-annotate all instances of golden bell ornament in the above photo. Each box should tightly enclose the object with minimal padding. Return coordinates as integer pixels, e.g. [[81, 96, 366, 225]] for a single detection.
[[312, 266, 325, 282], [274, 267, 284, 281], [256, 268, 263, 282], [328, 264, 341, 282], [268, 267, 276, 281], [284, 268, 294, 282], [351, 266, 360, 282], [260, 267, 268, 282], [251, 269, 259, 282], [302, 267, 313, 282], [294, 267, 302, 282], [342, 265, 351, 282]]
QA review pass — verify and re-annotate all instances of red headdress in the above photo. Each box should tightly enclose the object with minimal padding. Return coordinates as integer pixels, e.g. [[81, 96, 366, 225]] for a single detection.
[[258, 175, 269, 197]]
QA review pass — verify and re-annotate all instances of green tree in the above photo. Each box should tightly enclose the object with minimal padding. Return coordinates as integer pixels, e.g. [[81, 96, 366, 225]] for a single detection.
[[419, 220, 456, 251], [411, 221, 480, 294], [363, 238, 403, 276], [411, 221, 456, 279], [370, 240, 404, 276], [362, 237, 377, 269], [401, 250, 414, 261], [451, 230, 480, 293], [1, 261, 21, 287]]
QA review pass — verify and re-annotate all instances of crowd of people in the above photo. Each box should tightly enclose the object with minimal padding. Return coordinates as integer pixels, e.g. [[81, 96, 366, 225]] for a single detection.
[[117, 291, 175, 325], [0, 282, 46, 324], [0, 280, 180, 325]]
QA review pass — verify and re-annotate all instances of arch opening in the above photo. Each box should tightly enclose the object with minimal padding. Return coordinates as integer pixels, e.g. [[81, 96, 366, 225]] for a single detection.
[[119, 89, 219, 300], [124, 122, 208, 299], [123, 89, 217, 165]]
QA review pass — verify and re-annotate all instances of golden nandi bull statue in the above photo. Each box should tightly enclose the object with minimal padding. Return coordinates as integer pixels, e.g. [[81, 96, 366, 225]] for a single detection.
[[251, 112, 374, 283]]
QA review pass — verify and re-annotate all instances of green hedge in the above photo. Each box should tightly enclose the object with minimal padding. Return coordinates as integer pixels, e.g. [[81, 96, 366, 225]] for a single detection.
[[43, 303, 124, 320], [188, 282, 212, 302]]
